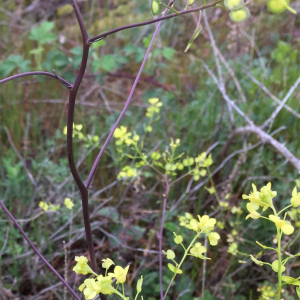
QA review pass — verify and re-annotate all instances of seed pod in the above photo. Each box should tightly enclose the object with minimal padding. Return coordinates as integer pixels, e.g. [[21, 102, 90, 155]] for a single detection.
[[267, 0, 289, 13], [188, 0, 195, 5], [229, 7, 250, 22], [152, 0, 160, 15], [224, 0, 243, 9]]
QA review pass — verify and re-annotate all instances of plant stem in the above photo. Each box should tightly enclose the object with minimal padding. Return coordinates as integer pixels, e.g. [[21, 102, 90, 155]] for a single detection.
[[277, 228, 282, 300], [278, 204, 292, 216], [163, 232, 201, 300]]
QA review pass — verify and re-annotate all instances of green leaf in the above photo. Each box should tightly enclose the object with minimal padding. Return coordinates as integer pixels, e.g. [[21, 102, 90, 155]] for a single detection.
[[296, 287, 300, 298], [167, 263, 182, 274], [123, 44, 139, 55], [70, 46, 83, 56], [98, 54, 116, 72], [162, 47, 175, 60], [29, 21, 56, 44], [166, 249, 175, 259], [0, 55, 23, 77]]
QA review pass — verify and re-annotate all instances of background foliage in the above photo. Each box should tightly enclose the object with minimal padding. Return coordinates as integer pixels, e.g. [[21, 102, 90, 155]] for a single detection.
[[1, 0, 300, 299]]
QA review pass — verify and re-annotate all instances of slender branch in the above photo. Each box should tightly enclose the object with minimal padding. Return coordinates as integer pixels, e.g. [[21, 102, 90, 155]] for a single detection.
[[261, 75, 300, 129], [202, 11, 235, 128], [243, 69, 300, 119], [87, 0, 222, 43], [200, 58, 254, 126], [0, 71, 72, 88], [232, 126, 300, 172], [0, 201, 81, 300], [85, 1, 175, 188]]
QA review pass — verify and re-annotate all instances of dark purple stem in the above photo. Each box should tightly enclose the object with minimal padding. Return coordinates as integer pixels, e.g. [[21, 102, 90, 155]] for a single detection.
[[84, 1, 174, 188], [67, 0, 99, 278], [0, 201, 81, 300], [0, 71, 72, 88], [159, 179, 170, 300], [88, 0, 222, 44]]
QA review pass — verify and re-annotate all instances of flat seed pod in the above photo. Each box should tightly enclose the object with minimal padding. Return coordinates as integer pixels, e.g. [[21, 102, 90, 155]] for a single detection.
[[224, 0, 243, 9], [229, 7, 250, 22], [267, 0, 289, 13], [189, 0, 195, 5], [152, 0, 160, 15]]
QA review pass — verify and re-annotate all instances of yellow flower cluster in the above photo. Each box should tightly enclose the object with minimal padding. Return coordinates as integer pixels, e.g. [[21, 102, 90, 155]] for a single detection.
[[257, 283, 277, 300], [74, 256, 133, 300], [268, 215, 294, 235], [117, 166, 138, 179], [146, 98, 162, 118], [64, 197, 74, 209], [113, 126, 139, 146], [242, 183, 276, 219], [63, 123, 99, 145], [39, 201, 60, 212], [243, 183, 295, 235], [190, 242, 207, 259], [73, 256, 96, 276], [179, 213, 220, 246], [79, 276, 114, 299]]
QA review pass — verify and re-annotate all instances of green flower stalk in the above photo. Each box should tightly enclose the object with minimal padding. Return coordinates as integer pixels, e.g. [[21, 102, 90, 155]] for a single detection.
[[243, 183, 300, 300]]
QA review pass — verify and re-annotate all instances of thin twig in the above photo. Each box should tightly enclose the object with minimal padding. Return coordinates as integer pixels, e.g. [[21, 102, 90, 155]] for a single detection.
[[87, 0, 222, 43], [262, 75, 300, 129], [243, 69, 300, 119], [0, 201, 81, 300], [0, 71, 72, 88], [202, 11, 235, 128]]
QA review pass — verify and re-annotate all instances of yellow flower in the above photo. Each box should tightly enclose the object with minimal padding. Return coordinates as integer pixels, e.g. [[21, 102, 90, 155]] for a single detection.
[[95, 275, 114, 295], [197, 215, 216, 232], [291, 187, 300, 207], [242, 184, 261, 204], [260, 183, 276, 207], [108, 265, 130, 283], [64, 198, 74, 209], [73, 256, 95, 275], [208, 232, 220, 246], [82, 278, 101, 300], [102, 258, 114, 270], [117, 166, 138, 179], [148, 98, 159, 105], [190, 242, 207, 259], [245, 202, 261, 220], [268, 215, 294, 235], [183, 214, 216, 233], [39, 201, 49, 211]]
